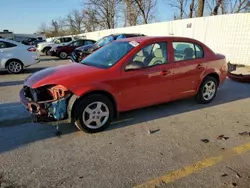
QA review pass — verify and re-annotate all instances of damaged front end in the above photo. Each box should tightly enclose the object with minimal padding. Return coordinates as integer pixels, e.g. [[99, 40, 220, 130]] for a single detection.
[[20, 84, 72, 122]]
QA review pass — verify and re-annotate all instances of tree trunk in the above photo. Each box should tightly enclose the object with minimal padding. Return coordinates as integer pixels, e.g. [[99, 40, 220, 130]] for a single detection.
[[189, 0, 195, 18], [213, 0, 222, 15], [197, 0, 205, 17]]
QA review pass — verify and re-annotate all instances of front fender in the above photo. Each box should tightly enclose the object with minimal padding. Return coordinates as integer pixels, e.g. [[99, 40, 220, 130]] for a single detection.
[[70, 82, 119, 99]]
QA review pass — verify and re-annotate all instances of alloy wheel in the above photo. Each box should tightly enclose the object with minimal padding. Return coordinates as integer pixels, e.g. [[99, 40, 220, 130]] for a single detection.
[[82, 101, 110, 129], [202, 81, 216, 101], [8, 61, 22, 73]]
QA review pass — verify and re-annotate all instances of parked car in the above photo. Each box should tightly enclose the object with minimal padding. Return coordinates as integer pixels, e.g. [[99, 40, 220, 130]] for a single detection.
[[49, 39, 96, 59], [21, 37, 46, 46], [71, 33, 145, 63], [0, 39, 40, 74], [20, 36, 227, 133], [36, 36, 75, 55]]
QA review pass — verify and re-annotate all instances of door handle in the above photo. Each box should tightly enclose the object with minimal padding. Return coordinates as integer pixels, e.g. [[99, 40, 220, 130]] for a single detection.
[[196, 64, 204, 69], [161, 70, 171, 76]]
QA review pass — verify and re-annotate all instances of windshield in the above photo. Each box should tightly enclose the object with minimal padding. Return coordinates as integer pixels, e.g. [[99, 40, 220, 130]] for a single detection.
[[95, 36, 115, 48], [81, 41, 135, 68]]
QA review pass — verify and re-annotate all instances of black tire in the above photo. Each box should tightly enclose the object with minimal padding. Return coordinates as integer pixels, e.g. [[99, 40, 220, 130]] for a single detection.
[[44, 47, 51, 56], [59, 51, 68, 59], [6, 60, 23, 74], [74, 94, 114, 133], [196, 76, 218, 104]]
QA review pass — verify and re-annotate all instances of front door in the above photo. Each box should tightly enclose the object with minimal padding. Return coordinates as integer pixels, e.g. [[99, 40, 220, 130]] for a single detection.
[[171, 41, 206, 99], [119, 41, 174, 111]]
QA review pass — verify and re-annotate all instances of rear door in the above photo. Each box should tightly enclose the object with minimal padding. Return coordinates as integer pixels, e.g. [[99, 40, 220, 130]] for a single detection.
[[170, 41, 205, 99], [0, 41, 17, 68]]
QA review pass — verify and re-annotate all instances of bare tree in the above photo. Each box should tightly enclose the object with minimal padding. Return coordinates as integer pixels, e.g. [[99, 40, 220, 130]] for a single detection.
[[168, 0, 189, 19], [82, 9, 101, 32], [51, 20, 59, 36], [66, 9, 85, 34], [133, 0, 156, 24], [189, 0, 195, 17], [197, 0, 205, 17], [84, 0, 120, 29], [228, 0, 250, 13], [212, 0, 224, 15], [38, 23, 48, 33], [123, 0, 141, 26]]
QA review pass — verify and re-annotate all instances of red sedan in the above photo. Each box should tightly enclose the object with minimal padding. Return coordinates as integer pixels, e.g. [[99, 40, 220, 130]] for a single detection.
[[20, 36, 228, 133]]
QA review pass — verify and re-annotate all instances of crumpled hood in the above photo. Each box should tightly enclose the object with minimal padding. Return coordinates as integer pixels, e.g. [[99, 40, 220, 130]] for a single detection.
[[25, 63, 105, 89]]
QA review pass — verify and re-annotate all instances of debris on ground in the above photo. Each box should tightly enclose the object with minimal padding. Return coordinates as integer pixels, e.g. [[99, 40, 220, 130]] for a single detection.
[[226, 166, 242, 178], [221, 173, 228, 177], [244, 124, 249, 127], [217, 135, 229, 140], [148, 129, 160, 134], [238, 131, 250, 136], [201, 139, 209, 143], [222, 148, 226, 150], [232, 182, 237, 187]]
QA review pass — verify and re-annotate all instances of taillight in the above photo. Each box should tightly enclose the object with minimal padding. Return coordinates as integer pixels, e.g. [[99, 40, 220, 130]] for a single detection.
[[27, 47, 36, 52]]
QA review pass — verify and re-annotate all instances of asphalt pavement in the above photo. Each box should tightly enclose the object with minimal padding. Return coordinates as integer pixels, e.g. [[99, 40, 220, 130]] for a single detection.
[[0, 56, 250, 188]]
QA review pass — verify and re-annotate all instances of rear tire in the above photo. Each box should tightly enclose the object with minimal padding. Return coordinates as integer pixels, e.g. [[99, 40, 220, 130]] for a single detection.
[[6, 60, 23, 74], [59, 51, 68, 59], [196, 76, 218, 104], [74, 94, 114, 133]]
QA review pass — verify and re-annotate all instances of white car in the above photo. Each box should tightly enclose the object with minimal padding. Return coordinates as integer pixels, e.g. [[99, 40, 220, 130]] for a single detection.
[[0, 39, 40, 74], [36, 36, 74, 55]]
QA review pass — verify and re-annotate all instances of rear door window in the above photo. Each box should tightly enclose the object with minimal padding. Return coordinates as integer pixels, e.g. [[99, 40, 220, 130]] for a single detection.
[[172, 42, 204, 61]]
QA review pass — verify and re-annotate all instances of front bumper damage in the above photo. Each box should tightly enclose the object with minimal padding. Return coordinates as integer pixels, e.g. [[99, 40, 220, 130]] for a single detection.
[[20, 85, 72, 123]]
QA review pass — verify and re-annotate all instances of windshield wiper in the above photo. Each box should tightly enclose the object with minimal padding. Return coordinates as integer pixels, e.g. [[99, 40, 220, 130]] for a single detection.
[[81, 62, 95, 67]]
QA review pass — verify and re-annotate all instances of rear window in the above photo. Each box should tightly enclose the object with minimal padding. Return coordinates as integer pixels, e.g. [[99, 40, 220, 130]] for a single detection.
[[0, 41, 17, 48]]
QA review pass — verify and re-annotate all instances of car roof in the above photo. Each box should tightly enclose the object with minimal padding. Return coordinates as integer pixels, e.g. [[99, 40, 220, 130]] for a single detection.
[[116, 36, 202, 43], [0, 38, 22, 46]]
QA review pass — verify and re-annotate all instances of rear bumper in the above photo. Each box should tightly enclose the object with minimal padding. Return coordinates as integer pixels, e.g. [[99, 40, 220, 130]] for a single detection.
[[228, 72, 250, 83]]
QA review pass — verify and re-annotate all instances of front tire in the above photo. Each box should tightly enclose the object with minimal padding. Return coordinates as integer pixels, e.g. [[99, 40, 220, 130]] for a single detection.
[[74, 94, 114, 133], [196, 76, 218, 104], [6, 60, 23, 74], [44, 47, 51, 56]]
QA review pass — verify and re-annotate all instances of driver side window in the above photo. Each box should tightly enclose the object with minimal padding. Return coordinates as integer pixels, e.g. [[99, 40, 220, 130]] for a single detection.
[[131, 42, 168, 68]]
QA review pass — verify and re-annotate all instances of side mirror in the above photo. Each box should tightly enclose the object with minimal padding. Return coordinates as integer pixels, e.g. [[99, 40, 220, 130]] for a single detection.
[[125, 61, 145, 71]]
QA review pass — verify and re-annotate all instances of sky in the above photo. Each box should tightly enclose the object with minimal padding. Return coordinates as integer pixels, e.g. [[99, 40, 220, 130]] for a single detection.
[[0, 0, 172, 34]]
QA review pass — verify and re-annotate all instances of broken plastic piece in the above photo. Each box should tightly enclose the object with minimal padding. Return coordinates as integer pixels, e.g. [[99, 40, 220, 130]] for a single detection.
[[217, 135, 229, 140], [239, 131, 250, 136], [201, 139, 209, 143], [148, 129, 160, 134], [221, 173, 228, 177]]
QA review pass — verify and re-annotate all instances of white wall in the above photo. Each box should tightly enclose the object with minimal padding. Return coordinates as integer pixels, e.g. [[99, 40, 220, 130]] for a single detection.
[[51, 13, 250, 65]]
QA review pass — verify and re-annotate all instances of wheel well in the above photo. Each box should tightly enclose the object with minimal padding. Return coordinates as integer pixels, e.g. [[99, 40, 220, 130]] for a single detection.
[[71, 90, 118, 120], [206, 73, 220, 85], [42, 46, 51, 52], [5, 59, 23, 68]]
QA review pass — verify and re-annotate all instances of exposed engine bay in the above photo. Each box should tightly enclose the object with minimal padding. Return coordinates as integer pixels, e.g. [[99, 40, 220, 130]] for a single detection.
[[21, 85, 72, 122]]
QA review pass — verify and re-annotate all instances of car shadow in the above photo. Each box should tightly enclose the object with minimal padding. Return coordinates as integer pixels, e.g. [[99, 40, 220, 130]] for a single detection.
[[0, 122, 78, 153], [0, 67, 48, 75], [0, 79, 249, 154], [0, 80, 24, 87]]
